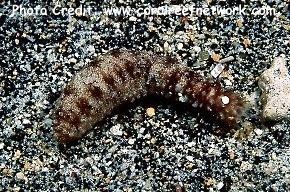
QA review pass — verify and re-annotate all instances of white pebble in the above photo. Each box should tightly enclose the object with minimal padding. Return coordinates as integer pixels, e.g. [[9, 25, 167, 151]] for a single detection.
[[42, 167, 49, 172], [271, 152, 277, 160], [110, 124, 123, 136], [224, 79, 233, 86], [22, 119, 30, 124], [178, 93, 188, 103], [221, 96, 230, 105], [217, 182, 224, 190], [177, 43, 183, 50], [193, 46, 201, 53], [163, 42, 171, 52], [219, 56, 235, 64], [128, 138, 135, 145], [16, 172, 25, 180], [139, 127, 145, 134], [186, 142, 194, 148], [186, 156, 194, 162], [0, 143, 4, 149], [211, 63, 225, 78], [254, 128, 263, 136], [69, 58, 77, 63], [14, 150, 21, 159], [87, 45, 95, 53], [144, 133, 151, 139]]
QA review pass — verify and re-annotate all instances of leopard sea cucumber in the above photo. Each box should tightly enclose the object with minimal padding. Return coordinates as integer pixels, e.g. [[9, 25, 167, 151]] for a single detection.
[[53, 49, 244, 143]]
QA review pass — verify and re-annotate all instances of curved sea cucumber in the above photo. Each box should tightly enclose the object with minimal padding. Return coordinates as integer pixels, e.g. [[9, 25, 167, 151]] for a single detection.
[[53, 49, 244, 143]]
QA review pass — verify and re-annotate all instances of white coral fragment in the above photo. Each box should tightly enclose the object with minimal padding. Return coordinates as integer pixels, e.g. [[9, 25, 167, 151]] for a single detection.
[[258, 56, 290, 121]]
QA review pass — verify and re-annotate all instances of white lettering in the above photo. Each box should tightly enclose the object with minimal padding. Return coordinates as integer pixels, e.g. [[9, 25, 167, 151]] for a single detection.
[[11, 5, 19, 16], [143, 7, 150, 16], [10, 5, 47, 16], [52, 5, 61, 15]]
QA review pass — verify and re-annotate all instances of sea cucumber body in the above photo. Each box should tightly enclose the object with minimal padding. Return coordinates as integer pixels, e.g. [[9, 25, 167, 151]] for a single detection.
[[54, 50, 244, 143]]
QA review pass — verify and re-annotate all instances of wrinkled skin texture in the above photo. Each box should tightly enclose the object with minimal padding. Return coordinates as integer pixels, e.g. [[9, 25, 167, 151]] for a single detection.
[[53, 50, 244, 143]]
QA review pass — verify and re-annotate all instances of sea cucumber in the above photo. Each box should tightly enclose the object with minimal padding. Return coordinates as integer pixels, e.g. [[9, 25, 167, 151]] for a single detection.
[[53, 49, 244, 143]]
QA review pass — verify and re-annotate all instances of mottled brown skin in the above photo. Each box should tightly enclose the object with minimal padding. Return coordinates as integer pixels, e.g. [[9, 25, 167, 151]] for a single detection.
[[53, 50, 244, 143]]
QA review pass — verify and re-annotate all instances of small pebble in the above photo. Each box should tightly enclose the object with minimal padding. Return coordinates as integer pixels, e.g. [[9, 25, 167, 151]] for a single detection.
[[14, 150, 21, 159], [16, 172, 25, 180], [186, 156, 194, 162], [177, 43, 183, 50], [110, 124, 123, 136], [221, 96, 230, 105], [198, 50, 209, 61], [216, 182, 224, 190], [211, 53, 221, 62], [228, 149, 235, 160], [146, 107, 155, 117], [204, 178, 215, 187], [23, 119, 30, 124], [187, 142, 194, 148], [243, 38, 251, 48], [164, 42, 171, 52], [69, 58, 77, 63], [128, 138, 135, 145], [211, 63, 225, 78], [193, 46, 201, 53], [224, 79, 233, 86], [240, 161, 253, 172], [219, 56, 235, 64], [0, 143, 4, 149], [271, 152, 277, 160], [13, 187, 20, 192], [254, 128, 263, 136], [139, 127, 145, 134], [236, 19, 243, 28], [150, 138, 156, 144]]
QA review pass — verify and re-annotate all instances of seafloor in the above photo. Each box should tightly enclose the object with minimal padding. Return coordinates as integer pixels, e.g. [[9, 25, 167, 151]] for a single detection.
[[0, 0, 290, 191]]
